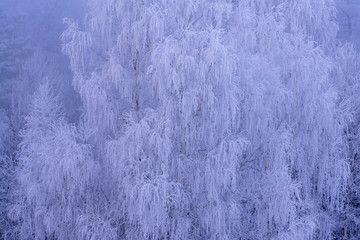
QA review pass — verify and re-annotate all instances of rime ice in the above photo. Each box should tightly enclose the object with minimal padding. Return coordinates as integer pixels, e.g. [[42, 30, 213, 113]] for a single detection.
[[1, 1, 360, 239]]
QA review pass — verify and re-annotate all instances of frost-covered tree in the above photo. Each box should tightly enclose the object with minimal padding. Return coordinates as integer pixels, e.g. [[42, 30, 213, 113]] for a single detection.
[[242, 1, 351, 238], [330, 41, 360, 239], [60, 0, 355, 239], [62, 1, 246, 238], [10, 81, 98, 239]]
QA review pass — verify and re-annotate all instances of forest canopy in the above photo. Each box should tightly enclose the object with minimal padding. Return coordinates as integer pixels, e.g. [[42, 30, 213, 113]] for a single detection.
[[1, 0, 360, 239]]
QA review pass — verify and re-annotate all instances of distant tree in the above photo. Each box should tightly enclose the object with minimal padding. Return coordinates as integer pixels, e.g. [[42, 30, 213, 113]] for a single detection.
[[0, 9, 29, 238], [0, 110, 16, 239]]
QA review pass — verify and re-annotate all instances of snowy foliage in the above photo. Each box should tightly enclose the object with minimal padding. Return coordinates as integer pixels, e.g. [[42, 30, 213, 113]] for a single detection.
[[1, 0, 360, 239], [10, 82, 98, 239]]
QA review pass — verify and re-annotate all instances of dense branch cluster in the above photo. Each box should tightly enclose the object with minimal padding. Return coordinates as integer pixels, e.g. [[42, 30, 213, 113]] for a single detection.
[[1, 0, 360, 239]]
